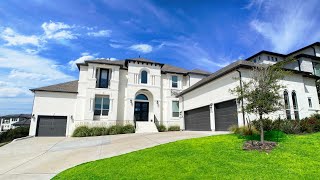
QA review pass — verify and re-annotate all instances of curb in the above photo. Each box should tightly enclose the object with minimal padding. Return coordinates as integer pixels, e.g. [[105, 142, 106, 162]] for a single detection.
[[12, 136, 34, 142]]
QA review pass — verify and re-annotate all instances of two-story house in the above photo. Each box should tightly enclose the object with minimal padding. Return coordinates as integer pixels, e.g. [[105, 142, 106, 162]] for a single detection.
[[29, 42, 320, 136], [29, 58, 210, 136], [0, 114, 31, 132]]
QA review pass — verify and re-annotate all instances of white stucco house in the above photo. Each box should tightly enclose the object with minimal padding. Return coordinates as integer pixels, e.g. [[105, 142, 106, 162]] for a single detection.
[[29, 42, 320, 136]]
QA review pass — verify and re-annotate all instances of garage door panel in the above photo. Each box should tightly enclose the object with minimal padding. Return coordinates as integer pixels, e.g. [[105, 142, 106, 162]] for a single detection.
[[37, 116, 67, 136], [185, 106, 211, 131], [215, 99, 238, 131]]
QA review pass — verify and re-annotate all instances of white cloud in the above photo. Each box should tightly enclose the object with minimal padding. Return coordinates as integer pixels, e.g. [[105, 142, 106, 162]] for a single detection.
[[41, 21, 77, 40], [129, 44, 153, 53], [0, 28, 40, 46], [248, 0, 320, 53], [87, 30, 111, 37], [68, 53, 95, 70], [109, 43, 123, 48], [0, 87, 27, 98], [0, 47, 74, 99]]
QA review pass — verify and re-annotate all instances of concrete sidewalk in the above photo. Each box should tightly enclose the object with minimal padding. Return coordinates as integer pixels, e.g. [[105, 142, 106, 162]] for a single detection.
[[0, 131, 229, 180]]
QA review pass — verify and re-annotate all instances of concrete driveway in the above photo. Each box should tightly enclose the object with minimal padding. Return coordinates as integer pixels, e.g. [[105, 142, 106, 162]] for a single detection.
[[0, 131, 229, 180]]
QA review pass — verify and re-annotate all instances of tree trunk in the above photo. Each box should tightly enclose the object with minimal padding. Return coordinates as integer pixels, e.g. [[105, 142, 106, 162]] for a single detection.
[[259, 113, 264, 143]]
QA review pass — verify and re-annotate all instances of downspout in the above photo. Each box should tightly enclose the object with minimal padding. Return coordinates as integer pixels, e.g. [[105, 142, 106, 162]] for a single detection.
[[311, 46, 316, 56], [236, 69, 246, 126]]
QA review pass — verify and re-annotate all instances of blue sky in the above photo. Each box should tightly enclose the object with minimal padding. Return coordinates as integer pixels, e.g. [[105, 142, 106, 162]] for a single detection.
[[0, 0, 319, 115]]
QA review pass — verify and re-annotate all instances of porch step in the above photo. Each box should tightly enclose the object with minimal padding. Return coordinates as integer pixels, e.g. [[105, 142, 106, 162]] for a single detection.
[[135, 122, 158, 133]]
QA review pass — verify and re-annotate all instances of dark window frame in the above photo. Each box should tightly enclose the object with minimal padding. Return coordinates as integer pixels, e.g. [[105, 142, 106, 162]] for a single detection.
[[97, 68, 109, 88], [292, 91, 299, 120], [308, 97, 312, 108], [284, 90, 291, 120]]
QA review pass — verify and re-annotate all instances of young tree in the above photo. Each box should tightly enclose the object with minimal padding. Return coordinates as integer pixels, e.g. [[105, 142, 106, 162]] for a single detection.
[[231, 64, 287, 143]]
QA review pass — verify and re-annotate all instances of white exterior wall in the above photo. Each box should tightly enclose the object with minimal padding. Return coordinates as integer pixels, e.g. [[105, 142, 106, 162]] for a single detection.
[[29, 91, 77, 136], [180, 68, 320, 130]]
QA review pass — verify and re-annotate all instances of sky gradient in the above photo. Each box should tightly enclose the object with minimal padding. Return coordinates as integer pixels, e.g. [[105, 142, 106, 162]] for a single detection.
[[0, 0, 319, 115]]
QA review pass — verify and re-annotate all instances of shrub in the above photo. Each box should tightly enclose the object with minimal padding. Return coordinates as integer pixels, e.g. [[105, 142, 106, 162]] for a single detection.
[[168, 126, 180, 131], [156, 124, 167, 132], [91, 127, 108, 136], [229, 125, 259, 136], [251, 118, 273, 131], [0, 127, 29, 143], [122, 124, 135, 134], [279, 120, 301, 134], [108, 125, 123, 135], [72, 126, 91, 137]]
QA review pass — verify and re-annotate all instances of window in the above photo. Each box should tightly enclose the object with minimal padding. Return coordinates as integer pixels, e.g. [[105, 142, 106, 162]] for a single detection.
[[268, 56, 270, 60], [253, 59, 257, 63], [308, 97, 312, 108], [275, 57, 278, 61], [172, 101, 179, 117], [97, 69, 109, 88], [284, 90, 291, 119], [94, 96, 110, 116], [141, 70, 148, 84], [135, 94, 148, 101], [313, 62, 320, 76], [172, 75, 178, 88], [292, 91, 299, 119], [271, 57, 274, 61], [258, 56, 261, 60]]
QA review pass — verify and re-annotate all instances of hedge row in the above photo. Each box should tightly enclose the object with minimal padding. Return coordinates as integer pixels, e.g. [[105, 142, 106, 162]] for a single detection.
[[0, 127, 29, 143], [72, 124, 135, 137], [156, 124, 180, 132], [251, 114, 320, 134]]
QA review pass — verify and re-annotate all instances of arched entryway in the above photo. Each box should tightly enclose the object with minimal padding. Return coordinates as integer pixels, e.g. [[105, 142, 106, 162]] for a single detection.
[[134, 94, 149, 121]]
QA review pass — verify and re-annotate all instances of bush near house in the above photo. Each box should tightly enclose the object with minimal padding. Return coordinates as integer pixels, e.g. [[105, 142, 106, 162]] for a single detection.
[[156, 124, 167, 132], [0, 127, 29, 143], [72, 125, 135, 137], [168, 126, 180, 131], [250, 114, 320, 134]]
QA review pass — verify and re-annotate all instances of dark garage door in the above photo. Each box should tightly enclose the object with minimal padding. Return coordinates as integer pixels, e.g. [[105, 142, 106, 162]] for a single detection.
[[215, 100, 238, 131], [184, 106, 211, 131], [36, 116, 67, 136]]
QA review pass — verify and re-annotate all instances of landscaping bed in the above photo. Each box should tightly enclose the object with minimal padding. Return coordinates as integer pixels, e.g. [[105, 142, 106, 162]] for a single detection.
[[54, 132, 320, 179]]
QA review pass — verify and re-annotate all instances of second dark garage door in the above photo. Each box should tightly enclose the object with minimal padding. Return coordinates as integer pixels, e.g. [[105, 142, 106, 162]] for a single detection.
[[36, 116, 67, 136], [184, 106, 211, 131], [214, 99, 238, 131]]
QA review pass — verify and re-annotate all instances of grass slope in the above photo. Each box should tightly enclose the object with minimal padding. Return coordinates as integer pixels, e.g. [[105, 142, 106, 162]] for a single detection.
[[54, 133, 320, 179]]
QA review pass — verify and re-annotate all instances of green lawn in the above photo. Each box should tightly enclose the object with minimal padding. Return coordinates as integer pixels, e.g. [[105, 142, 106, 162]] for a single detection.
[[54, 133, 320, 179]]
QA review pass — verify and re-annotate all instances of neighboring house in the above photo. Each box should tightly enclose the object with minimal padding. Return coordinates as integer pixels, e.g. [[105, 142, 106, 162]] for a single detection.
[[0, 114, 31, 132], [29, 42, 320, 137]]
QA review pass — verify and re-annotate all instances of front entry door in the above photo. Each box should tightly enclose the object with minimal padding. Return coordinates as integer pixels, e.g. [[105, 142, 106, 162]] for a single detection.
[[134, 102, 149, 121]]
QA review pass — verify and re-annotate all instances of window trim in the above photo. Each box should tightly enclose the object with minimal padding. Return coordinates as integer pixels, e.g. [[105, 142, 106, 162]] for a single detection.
[[172, 101, 179, 118], [291, 91, 299, 120]]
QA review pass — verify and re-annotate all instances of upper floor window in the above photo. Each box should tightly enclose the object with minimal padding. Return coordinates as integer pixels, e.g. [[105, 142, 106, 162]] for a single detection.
[[172, 75, 178, 88], [313, 62, 320, 76], [141, 70, 148, 84], [172, 101, 179, 117], [97, 68, 109, 88], [292, 91, 299, 119], [94, 96, 110, 116], [284, 90, 291, 119]]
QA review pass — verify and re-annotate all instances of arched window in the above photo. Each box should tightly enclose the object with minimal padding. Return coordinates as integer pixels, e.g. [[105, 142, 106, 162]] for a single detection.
[[141, 70, 148, 84], [135, 94, 148, 101], [292, 91, 299, 119], [284, 90, 291, 119]]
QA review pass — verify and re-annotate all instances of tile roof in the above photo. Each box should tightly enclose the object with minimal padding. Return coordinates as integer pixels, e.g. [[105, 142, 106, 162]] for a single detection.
[[30, 80, 78, 93]]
